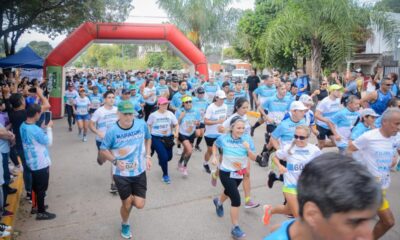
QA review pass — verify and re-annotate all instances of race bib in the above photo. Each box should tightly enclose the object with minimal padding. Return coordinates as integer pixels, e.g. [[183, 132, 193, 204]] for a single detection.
[[230, 171, 243, 179]]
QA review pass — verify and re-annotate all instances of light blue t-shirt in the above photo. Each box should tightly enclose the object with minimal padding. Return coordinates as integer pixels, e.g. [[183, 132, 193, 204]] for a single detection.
[[20, 122, 51, 171], [253, 84, 277, 105], [88, 93, 103, 109], [130, 94, 145, 107], [175, 108, 201, 136], [156, 85, 169, 97], [215, 133, 255, 172], [100, 119, 151, 177], [331, 107, 360, 148], [192, 97, 208, 123], [224, 99, 235, 116], [189, 77, 202, 90], [171, 91, 191, 109], [112, 81, 124, 90], [272, 117, 306, 147], [262, 95, 292, 124], [264, 219, 295, 240], [202, 82, 220, 103], [0, 123, 10, 153], [351, 122, 371, 140], [234, 90, 248, 100]]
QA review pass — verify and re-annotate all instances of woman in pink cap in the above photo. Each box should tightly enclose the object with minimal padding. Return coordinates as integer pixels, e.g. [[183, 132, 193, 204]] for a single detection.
[[147, 97, 179, 184]]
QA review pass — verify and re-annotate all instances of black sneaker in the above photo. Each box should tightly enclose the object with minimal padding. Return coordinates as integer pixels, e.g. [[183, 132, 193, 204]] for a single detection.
[[261, 151, 270, 167], [36, 211, 56, 220], [7, 187, 17, 194], [194, 145, 202, 152], [0, 223, 11, 231], [267, 172, 277, 189], [256, 155, 268, 167], [203, 163, 211, 174], [250, 127, 255, 137], [110, 183, 118, 193], [31, 205, 49, 214]]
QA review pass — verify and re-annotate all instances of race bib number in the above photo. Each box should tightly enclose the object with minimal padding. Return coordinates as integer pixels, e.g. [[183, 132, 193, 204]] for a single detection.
[[77, 107, 87, 115], [230, 171, 243, 179]]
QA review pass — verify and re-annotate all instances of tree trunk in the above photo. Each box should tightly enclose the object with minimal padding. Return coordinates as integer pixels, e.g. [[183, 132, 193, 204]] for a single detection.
[[311, 37, 322, 91]]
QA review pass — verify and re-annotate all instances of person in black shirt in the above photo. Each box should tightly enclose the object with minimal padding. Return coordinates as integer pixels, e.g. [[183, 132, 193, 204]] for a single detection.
[[246, 70, 260, 110], [311, 80, 329, 103]]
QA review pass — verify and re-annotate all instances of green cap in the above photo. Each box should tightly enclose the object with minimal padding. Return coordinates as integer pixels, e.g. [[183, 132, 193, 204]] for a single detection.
[[118, 100, 135, 113], [329, 84, 344, 92], [129, 85, 138, 91]]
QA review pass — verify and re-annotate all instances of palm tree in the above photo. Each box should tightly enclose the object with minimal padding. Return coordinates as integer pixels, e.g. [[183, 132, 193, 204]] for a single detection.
[[262, 0, 397, 88], [156, 0, 242, 50]]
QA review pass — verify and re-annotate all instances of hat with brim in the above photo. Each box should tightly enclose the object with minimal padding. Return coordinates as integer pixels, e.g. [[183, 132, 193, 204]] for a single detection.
[[118, 100, 135, 113], [329, 84, 344, 92], [182, 95, 192, 103], [360, 108, 379, 117], [158, 97, 169, 105], [215, 90, 226, 99], [290, 101, 308, 111], [299, 94, 314, 106]]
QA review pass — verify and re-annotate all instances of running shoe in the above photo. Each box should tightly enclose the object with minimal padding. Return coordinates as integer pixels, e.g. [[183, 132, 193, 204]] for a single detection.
[[194, 145, 202, 152], [211, 171, 218, 187], [110, 183, 118, 193], [162, 175, 171, 184], [68, 127, 72, 132], [7, 187, 17, 194], [31, 205, 49, 214], [231, 226, 246, 239], [0, 230, 10, 238], [121, 223, 132, 239], [203, 163, 211, 174], [36, 211, 56, 220], [250, 127, 255, 137], [262, 204, 273, 225], [0, 223, 11, 231], [182, 167, 188, 176], [244, 200, 260, 209], [267, 172, 277, 189], [176, 147, 183, 155], [2, 210, 13, 217], [83, 136, 87, 142], [213, 197, 224, 217], [26, 192, 32, 203]]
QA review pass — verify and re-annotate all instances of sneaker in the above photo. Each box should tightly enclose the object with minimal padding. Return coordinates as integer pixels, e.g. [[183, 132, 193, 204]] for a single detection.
[[213, 197, 224, 217], [0, 223, 12, 231], [176, 147, 183, 155], [267, 172, 277, 189], [82, 136, 87, 142], [250, 127, 255, 137], [182, 167, 188, 176], [26, 192, 32, 203], [0, 231, 10, 238], [110, 183, 118, 193], [211, 171, 218, 187], [262, 205, 273, 225], [121, 223, 132, 239], [7, 187, 17, 194], [31, 205, 49, 214], [256, 153, 268, 167], [194, 145, 202, 152], [2, 210, 13, 217], [177, 162, 184, 172], [203, 163, 211, 174], [162, 175, 171, 184], [244, 200, 260, 209], [36, 211, 56, 220], [68, 127, 72, 132], [231, 225, 246, 239]]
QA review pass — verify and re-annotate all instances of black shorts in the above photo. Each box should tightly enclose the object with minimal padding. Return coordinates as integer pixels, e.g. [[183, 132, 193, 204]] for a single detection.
[[178, 133, 195, 144], [204, 136, 218, 147], [316, 125, 333, 140], [113, 172, 147, 200], [89, 108, 97, 114], [196, 123, 205, 129]]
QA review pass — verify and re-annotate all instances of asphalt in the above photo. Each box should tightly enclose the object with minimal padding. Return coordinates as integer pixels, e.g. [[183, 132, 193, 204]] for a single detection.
[[13, 117, 400, 240]]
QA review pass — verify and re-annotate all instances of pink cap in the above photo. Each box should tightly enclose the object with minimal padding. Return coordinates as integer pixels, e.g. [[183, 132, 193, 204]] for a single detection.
[[158, 97, 169, 105]]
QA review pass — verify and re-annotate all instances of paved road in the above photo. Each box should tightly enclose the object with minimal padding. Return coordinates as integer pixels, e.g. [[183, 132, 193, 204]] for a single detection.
[[14, 118, 400, 240]]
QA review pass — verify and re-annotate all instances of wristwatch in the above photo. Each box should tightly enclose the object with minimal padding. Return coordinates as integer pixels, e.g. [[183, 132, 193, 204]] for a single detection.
[[112, 159, 117, 166]]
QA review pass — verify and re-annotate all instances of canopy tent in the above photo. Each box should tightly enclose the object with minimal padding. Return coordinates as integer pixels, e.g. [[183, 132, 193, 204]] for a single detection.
[[0, 46, 44, 69]]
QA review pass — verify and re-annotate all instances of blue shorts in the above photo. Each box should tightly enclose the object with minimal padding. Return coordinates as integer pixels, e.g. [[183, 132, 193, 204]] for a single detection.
[[76, 114, 90, 121]]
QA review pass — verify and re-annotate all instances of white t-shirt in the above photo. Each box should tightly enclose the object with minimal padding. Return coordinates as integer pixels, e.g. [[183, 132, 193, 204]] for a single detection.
[[353, 129, 397, 189], [65, 90, 79, 106], [91, 106, 118, 142], [74, 96, 91, 115], [276, 143, 321, 189], [223, 113, 251, 135], [204, 103, 228, 138], [143, 87, 157, 104], [316, 96, 342, 129], [147, 110, 178, 137]]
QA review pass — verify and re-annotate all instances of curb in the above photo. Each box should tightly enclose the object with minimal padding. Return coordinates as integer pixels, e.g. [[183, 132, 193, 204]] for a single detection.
[[3, 170, 23, 239]]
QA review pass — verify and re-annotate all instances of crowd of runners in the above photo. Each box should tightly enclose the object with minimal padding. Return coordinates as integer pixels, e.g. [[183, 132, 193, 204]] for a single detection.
[[61, 67, 400, 239]]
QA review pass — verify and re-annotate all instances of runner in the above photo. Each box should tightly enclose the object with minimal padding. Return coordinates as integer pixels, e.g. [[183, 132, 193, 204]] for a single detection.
[[203, 90, 228, 174], [175, 96, 201, 176], [203, 77, 220, 103], [142, 79, 157, 121], [73, 88, 91, 142], [99, 100, 152, 240], [329, 95, 360, 154], [170, 80, 190, 113], [225, 90, 235, 117], [314, 84, 343, 149], [65, 82, 78, 131], [192, 87, 208, 152], [211, 116, 256, 239], [350, 108, 379, 141], [156, 76, 169, 99], [147, 97, 178, 183], [88, 86, 103, 115], [348, 108, 400, 239], [263, 153, 382, 240], [263, 125, 321, 224], [89, 90, 118, 193], [310, 80, 329, 103], [233, 80, 248, 100], [361, 77, 393, 115]]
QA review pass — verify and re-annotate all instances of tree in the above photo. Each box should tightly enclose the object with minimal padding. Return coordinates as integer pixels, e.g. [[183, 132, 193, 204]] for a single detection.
[[375, 0, 400, 13], [146, 52, 165, 69], [156, 0, 242, 50], [1, 0, 133, 56], [262, 0, 397, 88], [28, 41, 53, 58], [222, 47, 240, 59]]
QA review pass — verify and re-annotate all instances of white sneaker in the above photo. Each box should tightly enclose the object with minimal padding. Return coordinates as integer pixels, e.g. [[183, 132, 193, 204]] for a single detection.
[[176, 148, 183, 155], [0, 230, 10, 237], [83, 136, 87, 142]]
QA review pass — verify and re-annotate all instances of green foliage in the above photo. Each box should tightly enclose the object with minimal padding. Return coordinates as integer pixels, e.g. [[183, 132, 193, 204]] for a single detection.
[[223, 47, 240, 59], [156, 0, 242, 49], [28, 41, 53, 58], [375, 0, 400, 13], [146, 53, 165, 69]]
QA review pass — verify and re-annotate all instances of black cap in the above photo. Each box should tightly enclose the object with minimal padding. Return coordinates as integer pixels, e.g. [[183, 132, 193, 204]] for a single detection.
[[197, 87, 205, 94], [121, 89, 130, 94], [222, 82, 230, 88]]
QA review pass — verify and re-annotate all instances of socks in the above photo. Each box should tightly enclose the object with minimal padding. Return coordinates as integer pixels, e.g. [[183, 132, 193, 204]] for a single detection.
[[183, 155, 191, 167], [195, 137, 203, 147], [252, 121, 261, 129], [245, 197, 250, 203], [179, 155, 185, 164]]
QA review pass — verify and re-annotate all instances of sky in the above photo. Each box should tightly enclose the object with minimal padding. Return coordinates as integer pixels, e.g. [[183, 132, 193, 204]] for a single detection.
[[17, 0, 256, 49]]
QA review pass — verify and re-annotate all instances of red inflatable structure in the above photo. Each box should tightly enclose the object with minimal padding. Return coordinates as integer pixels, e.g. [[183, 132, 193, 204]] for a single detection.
[[44, 22, 208, 118]]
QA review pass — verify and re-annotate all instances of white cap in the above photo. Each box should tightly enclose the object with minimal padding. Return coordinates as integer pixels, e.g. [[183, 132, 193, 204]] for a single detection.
[[215, 90, 226, 99], [360, 108, 379, 117], [290, 101, 308, 111], [299, 94, 314, 106]]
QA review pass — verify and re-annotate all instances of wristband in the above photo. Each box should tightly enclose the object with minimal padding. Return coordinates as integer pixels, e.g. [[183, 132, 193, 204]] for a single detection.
[[112, 159, 117, 166]]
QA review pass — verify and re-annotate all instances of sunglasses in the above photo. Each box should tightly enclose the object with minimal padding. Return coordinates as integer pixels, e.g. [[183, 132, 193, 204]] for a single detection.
[[294, 134, 307, 140], [184, 101, 192, 104], [122, 113, 134, 116], [385, 84, 393, 87], [321, 83, 327, 86]]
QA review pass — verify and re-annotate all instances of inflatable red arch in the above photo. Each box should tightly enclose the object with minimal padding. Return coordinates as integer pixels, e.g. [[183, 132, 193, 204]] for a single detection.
[[44, 22, 209, 118]]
